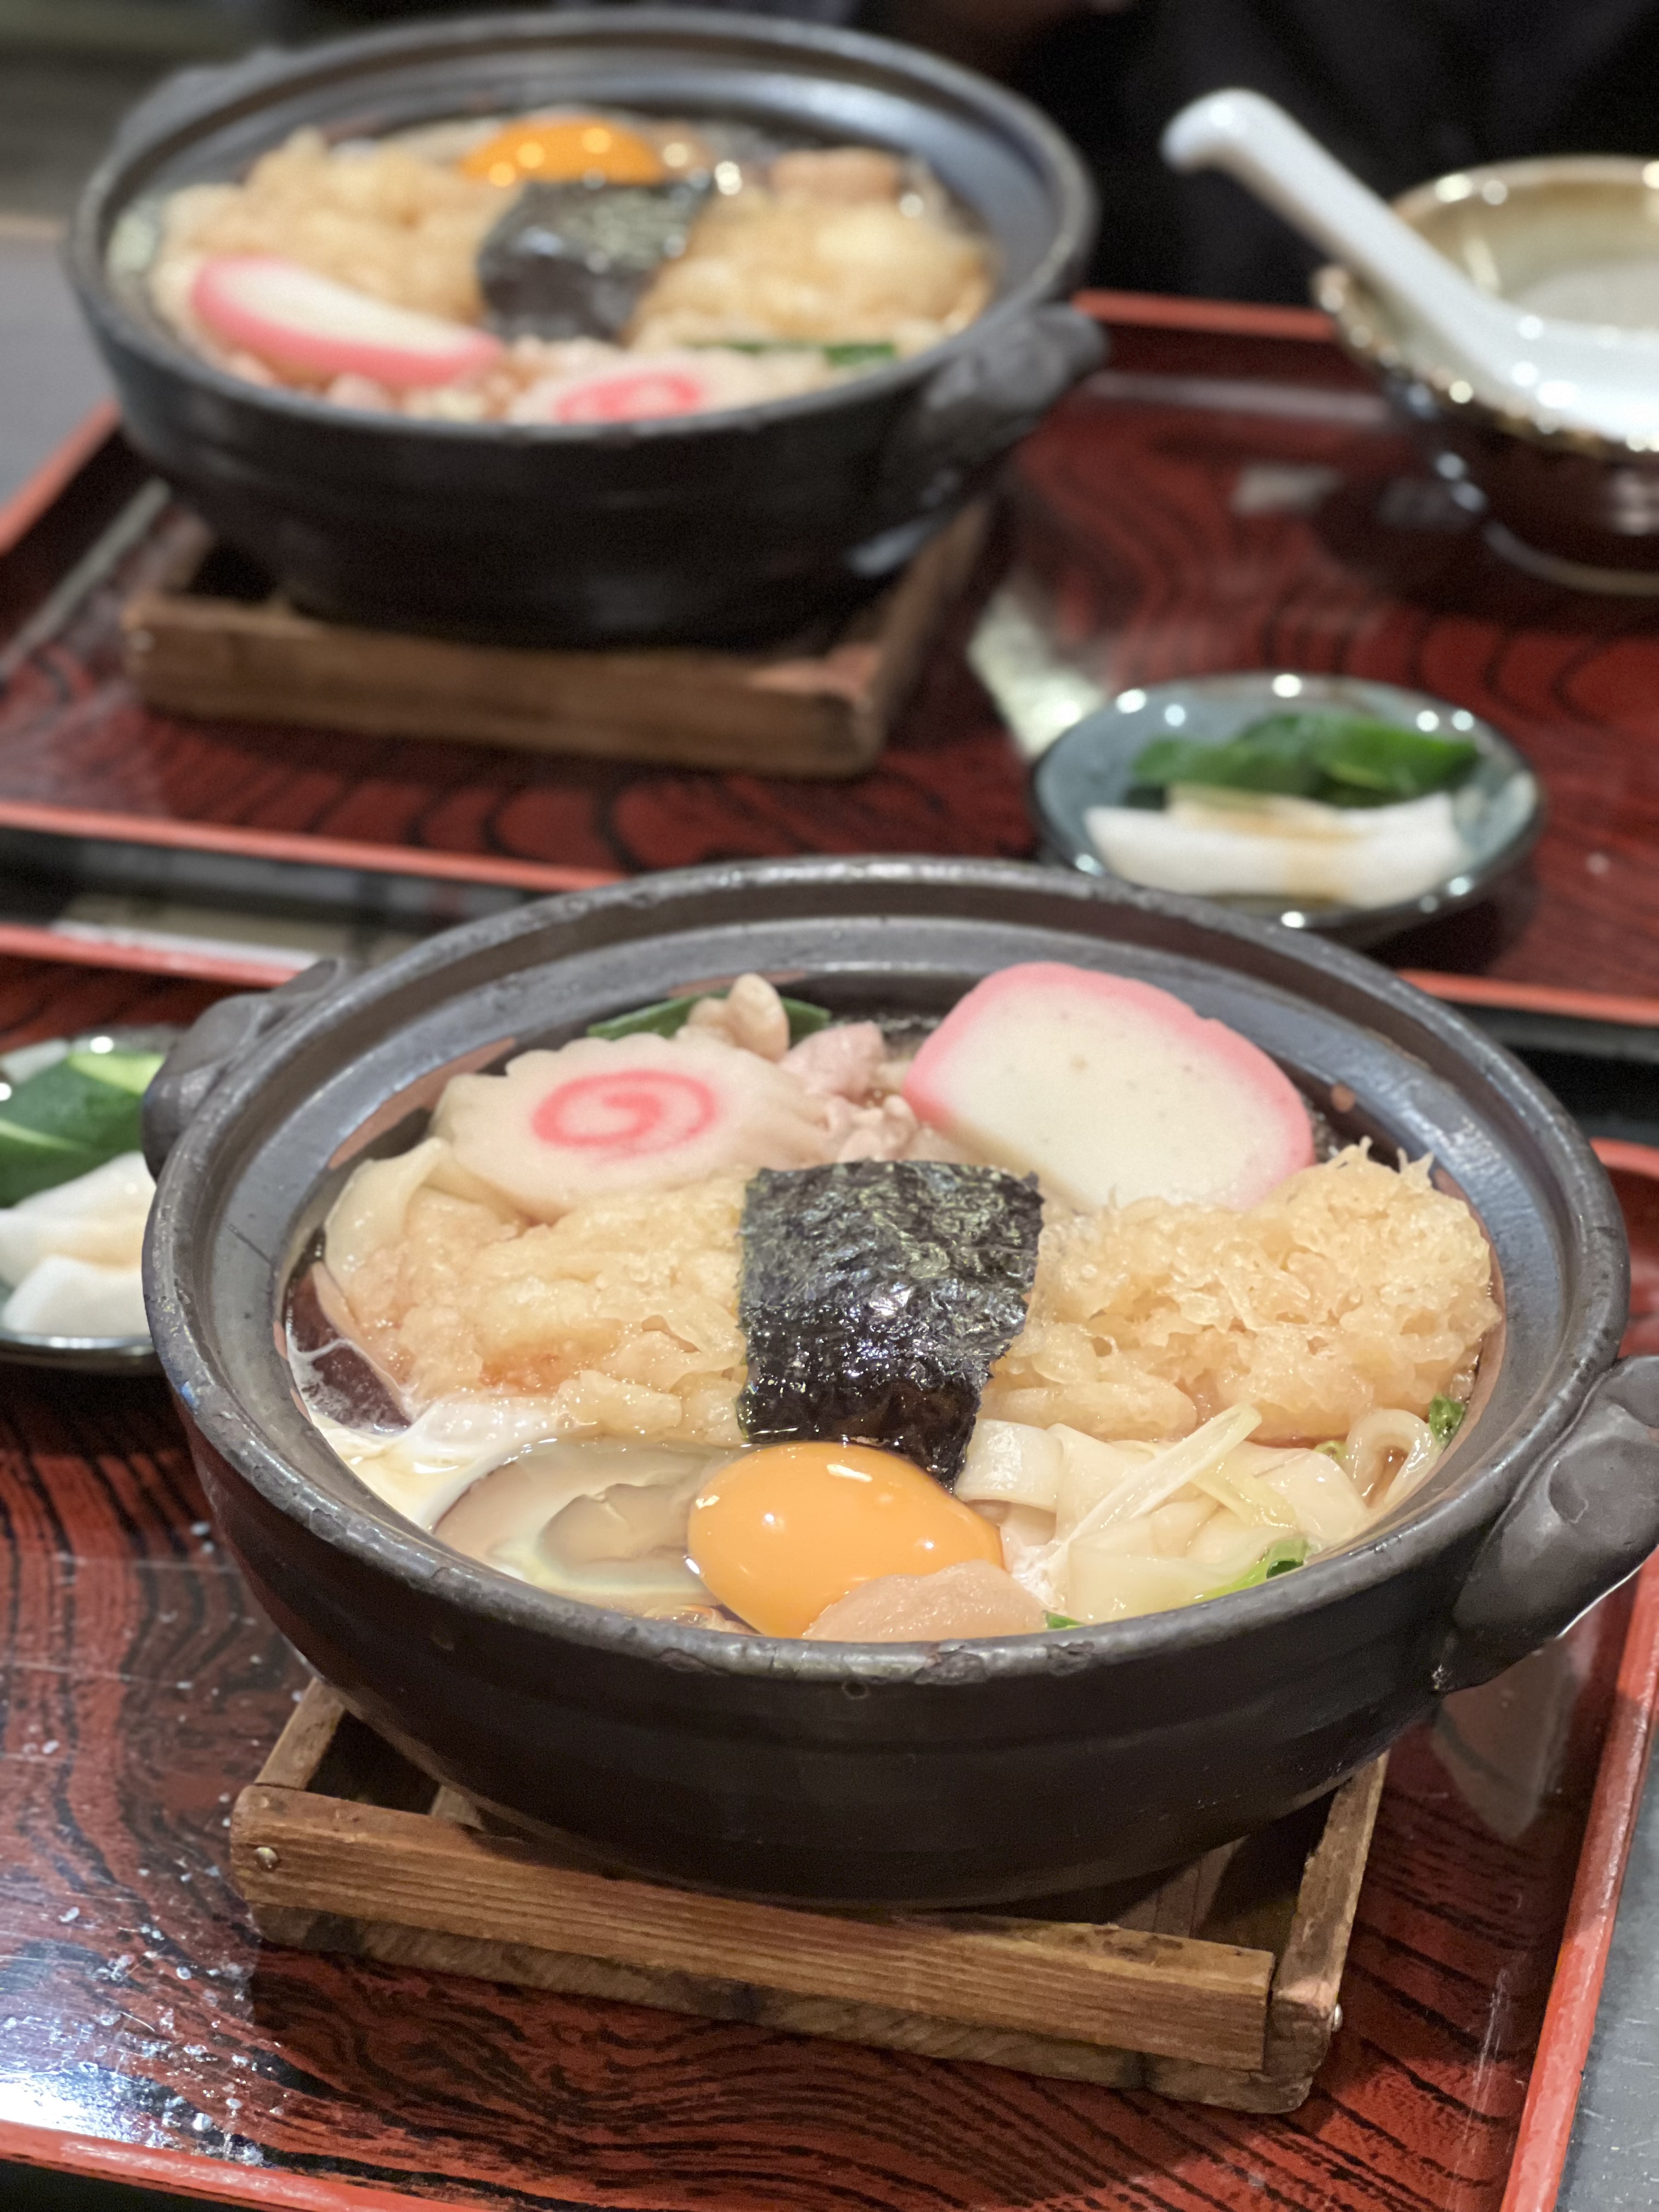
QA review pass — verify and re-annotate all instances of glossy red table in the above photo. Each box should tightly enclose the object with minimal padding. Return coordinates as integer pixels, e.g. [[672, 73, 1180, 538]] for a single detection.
[[4, 296, 1659, 2211], [4, 294, 1659, 995]]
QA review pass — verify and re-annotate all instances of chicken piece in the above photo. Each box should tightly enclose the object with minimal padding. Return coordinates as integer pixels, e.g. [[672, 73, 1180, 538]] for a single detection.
[[783, 1019, 885, 1100], [630, 194, 990, 352], [682, 973, 791, 1060], [803, 1558, 1047, 1640], [770, 148, 905, 205], [826, 1093, 923, 1162]]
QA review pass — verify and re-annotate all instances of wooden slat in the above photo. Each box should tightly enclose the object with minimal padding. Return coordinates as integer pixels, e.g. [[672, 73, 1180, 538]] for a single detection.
[[1142, 1760, 1388, 2111], [261, 1910, 1149, 2089], [121, 506, 986, 780], [230, 1784, 1274, 2069], [255, 1679, 348, 1792]]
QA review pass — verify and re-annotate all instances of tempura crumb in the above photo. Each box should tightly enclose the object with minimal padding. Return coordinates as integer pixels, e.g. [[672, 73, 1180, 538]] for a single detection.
[[338, 1143, 1497, 1453], [341, 1172, 748, 1443], [987, 1146, 1498, 1444]]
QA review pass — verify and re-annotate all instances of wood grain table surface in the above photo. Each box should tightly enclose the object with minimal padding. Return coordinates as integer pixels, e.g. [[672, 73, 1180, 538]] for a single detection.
[[0, 969, 1647, 2212], [0, 296, 1656, 1000], [4, 300, 1659, 2209]]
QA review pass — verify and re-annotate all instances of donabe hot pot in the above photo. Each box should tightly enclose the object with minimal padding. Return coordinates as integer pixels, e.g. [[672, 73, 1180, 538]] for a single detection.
[[143, 859, 1659, 1908], [68, 10, 1101, 648]]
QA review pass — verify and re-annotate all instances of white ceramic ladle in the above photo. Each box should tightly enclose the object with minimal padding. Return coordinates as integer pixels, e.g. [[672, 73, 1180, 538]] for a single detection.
[[1162, 87, 1659, 445]]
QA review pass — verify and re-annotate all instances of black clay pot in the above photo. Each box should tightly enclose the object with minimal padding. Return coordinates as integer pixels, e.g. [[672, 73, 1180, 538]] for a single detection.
[[67, 10, 1101, 647], [143, 859, 1659, 1907]]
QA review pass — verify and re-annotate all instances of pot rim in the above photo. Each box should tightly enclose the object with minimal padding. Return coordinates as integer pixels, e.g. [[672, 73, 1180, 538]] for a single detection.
[[148, 855, 1628, 1685], [67, 5, 1098, 449]]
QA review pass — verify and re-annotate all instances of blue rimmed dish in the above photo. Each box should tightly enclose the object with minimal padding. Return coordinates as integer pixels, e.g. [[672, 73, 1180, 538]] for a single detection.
[[1030, 670, 1542, 949]]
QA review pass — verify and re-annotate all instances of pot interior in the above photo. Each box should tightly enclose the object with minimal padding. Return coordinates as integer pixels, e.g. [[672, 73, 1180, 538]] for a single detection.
[[154, 864, 1620, 1666], [89, 10, 1080, 364]]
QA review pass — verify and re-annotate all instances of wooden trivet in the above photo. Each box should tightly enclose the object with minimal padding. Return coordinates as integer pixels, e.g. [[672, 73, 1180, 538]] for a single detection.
[[121, 505, 987, 780], [232, 1681, 1384, 2113]]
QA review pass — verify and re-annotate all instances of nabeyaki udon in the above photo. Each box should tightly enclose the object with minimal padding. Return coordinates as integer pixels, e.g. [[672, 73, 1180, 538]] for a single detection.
[[298, 963, 1496, 1641]]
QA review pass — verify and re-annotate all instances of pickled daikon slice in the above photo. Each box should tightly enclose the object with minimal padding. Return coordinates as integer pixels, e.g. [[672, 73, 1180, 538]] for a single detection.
[[902, 962, 1313, 1211], [191, 257, 503, 389], [434, 1032, 828, 1218]]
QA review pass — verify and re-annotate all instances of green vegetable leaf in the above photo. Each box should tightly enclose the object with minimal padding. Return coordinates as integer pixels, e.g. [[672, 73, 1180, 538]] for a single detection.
[[65, 1048, 165, 1096], [0, 1043, 165, 1204], [1130, 710, 1479, 809], [587, 995, 704, 1041], [696, 340, 898, 368], [0, 1126, 112, 1204], [781, 998, 834, 1043], [1044, 1612, 1081, 1630], [1204, 1536, 1310, 1600], [1429, 1394, 1467, 1445], [1301, 719, 1479, 804], [1131, 732, 1324, 799], [588, 992, 831, 1045], [821, 341, 899, 368]]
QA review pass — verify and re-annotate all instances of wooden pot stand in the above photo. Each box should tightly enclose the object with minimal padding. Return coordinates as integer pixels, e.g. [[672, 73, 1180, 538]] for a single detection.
[[122, 508, 988, 780], [234, 1682, 1383, 2114]]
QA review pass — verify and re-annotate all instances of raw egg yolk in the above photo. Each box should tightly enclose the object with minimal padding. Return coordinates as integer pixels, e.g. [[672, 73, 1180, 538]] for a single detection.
[[461, 116, 667, 189], [686, 1442, 1002, 1638]]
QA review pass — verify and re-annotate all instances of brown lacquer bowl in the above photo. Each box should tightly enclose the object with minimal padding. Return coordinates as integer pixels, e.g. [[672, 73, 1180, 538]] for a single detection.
[[142, 859, 1659, 1906], [1318, 157, 1659, 583], [68, 9, 1099, 647]]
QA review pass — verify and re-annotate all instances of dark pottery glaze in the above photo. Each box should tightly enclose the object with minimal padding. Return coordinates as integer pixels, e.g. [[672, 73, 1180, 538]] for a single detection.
[[1317, 158, 1659, 583], [143, 859, 1659, 1907], [67, 10, 1100, 647]]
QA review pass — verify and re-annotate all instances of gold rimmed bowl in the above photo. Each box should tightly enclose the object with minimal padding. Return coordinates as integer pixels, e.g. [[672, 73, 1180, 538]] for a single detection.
[[1318, 156, 1659, 584]]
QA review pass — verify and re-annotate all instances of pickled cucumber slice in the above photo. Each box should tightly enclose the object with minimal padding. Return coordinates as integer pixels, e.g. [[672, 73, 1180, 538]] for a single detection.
[[0, 1120, 100, 1205], [0, 1049, 165, 1204]]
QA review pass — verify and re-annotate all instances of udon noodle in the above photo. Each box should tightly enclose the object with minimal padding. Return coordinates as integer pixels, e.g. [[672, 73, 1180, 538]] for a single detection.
[[130, 113, 993, 426]]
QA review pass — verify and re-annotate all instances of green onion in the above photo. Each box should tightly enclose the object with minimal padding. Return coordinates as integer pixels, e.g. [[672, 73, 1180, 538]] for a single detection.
[[587, 995, 704, 1041], [1204, 1536, 1310, 1600], [588, 992, 832, 1045], [821, 342, 899, 368], [66, 1047, 165, 1095], [692, 340, 898, 368], [1429, 1394, 1467, 1445], [1131, 710, 1479, 810], [1043, 1611, 1081, 1630]]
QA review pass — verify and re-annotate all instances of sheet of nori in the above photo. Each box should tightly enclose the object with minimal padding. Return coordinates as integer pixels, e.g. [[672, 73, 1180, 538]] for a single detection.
[[736, 1161, 1043, 1485]]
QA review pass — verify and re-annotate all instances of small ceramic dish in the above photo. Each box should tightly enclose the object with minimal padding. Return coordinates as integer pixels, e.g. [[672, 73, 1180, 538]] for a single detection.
[[1317, 157, 1659, 582], [1030, 671, 1541, 948], [0, 1023, 176, 1375]]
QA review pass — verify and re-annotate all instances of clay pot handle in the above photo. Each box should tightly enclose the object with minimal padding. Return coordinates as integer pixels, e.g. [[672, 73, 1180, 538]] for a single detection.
[[1439, 1356, 1659, 1692], [142, 956, 361, 1177], [852, 304, 1105, 575]]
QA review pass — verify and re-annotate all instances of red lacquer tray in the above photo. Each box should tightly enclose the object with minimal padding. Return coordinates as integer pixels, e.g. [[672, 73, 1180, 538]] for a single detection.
[[6, 292, 1659, 992], [0, 935, 1654, 2212]]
